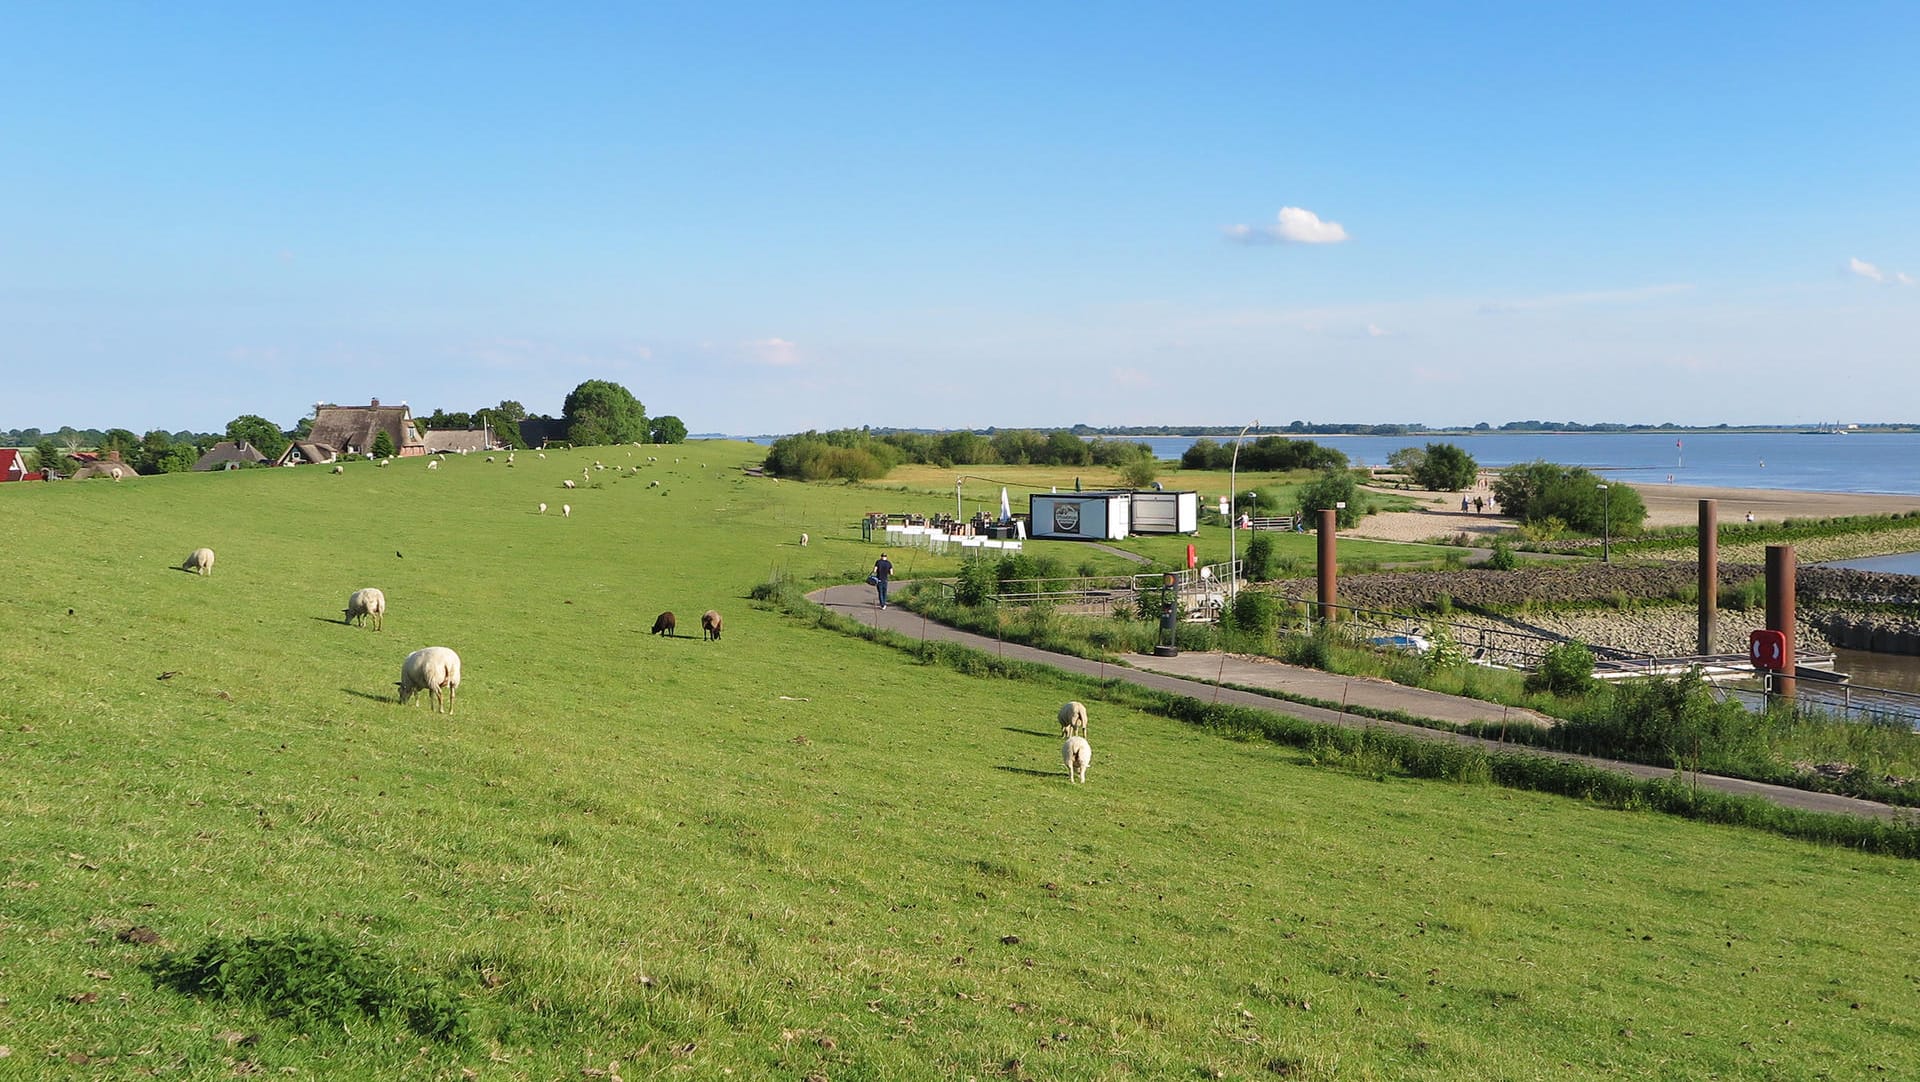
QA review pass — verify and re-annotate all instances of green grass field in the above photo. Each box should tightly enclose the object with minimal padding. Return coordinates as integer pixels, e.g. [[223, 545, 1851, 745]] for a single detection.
[[4, 444, 1917, 1079]]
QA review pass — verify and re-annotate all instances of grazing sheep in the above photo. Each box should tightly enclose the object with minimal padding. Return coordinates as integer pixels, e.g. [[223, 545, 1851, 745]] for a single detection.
[[538, 502, 547, 514], [397, 646, 461, 713], [1063, 734, 1092, 783], [651, 611, 676, 636], [377, 458, 389, 468], [182, 547, 216, 576], [537, 452, 546, 459], [701, 609, 723, 641], [427, 459, 439, 470], [332, 464, 345, 474], [563, 504, 571, 517], [344, 587, 387, 631], [485, 456, 495, 463], [648, 479, 660, 488], [506, 453, 515, 463], [563, 479, 576, 489], [1058, 701, 1088, 737], [800, 532, 809, 547]]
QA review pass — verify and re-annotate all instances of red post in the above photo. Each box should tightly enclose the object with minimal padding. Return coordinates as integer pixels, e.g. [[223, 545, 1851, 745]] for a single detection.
[[1765, 544, 1796, 699], [1698, 499, 1717, 656]]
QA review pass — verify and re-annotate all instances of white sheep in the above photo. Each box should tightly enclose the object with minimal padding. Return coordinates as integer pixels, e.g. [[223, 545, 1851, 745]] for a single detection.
[[563, 479, 576, 489], [800, 532, 809, 547], [1063, 734, 1092, 783], [563, 504, 571, 517], [506, 453, 515, 463], [538, 452, 546, 459], [182, 547, 216, 576], [332, 464, 345, 474], [377, 459, 389, 468], [344, 587, 386, 631], [648, 479, 660, 488], [1058, 701, 1088, 737], [427, 459, 439, 470], [485, 456, 495, 463], [538, 502, 547, 514], [398, 646, 461, 713]]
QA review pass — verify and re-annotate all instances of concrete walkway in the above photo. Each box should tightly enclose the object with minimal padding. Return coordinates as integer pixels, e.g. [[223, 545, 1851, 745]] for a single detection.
[[810, 582, 1911, 823]]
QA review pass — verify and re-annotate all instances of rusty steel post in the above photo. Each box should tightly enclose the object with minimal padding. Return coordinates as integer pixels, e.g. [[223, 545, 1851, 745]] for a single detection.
[[1317, 508, 1338, 622], [1698, 499, 1717, 656], [1765, 544, 1796, 699]]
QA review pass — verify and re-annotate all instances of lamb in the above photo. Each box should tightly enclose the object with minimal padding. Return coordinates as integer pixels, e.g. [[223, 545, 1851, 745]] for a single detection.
[[563, 504, 571, 517], [343, 587, 387, 631], [427, 459, 439, 470], [563, 479, 576, 489], [331, 464, 345, 474], [397, 646, 461, 713], [800, 532, 809, 547], [538, 502, 547, 514], [1063, 734, 1092, 783], [1058, 701, 1088, 737], [377, 458, 389, 468], [651, 611, 676, 636], [701, 609, 723, 641], [182, 547, 216, 576], [538, 452, 546, 459], [485, 456, 495, 463]]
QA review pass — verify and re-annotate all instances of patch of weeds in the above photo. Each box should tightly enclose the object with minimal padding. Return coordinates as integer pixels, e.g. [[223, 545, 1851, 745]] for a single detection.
[[145, 929, 467, 1041]]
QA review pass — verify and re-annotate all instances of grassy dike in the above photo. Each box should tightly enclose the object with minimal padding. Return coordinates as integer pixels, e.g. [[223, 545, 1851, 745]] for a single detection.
[[3, 444, 1918, 1079]]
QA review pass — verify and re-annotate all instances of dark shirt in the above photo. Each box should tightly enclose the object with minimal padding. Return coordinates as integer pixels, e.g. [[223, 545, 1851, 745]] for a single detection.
[[874, 557, 893, 581]]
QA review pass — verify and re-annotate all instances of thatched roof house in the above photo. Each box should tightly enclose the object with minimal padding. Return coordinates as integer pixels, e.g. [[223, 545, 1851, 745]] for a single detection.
[[275, 440, 339, 467], [304, 399, 425, 459], [194, 440, 273, 471], [70, 450, 135, 480], [422, 429, 494, 455]]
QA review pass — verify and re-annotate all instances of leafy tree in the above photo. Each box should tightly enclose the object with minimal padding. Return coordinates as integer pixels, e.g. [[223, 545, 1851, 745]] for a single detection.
[[562, 380, 647, 446], [1294, 469, 1363, 528], [1526, 640, 1597, 696], [491, 400, 528, 423], [32, 437, 66, 476], [1493, 460, 1645, 535], [1410, 442, 1478, 491], [100, 428, 139, 457], [1243, 531, 1276, 581], [135, 430, 175, 474], [1386, 445, 1427, 478], [372, 431, 397, 458], [648, 415, 688, 444], [224, 415, 289, 460], [1119, 458, 1158, 489], [1485, 538, 1519, 571]]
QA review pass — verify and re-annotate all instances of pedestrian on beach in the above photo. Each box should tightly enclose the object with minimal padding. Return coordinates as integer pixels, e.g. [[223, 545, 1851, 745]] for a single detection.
[[870, 553, 894, 609], [1461, 496, 1470, 512], [1473, 496, 1484, 514]]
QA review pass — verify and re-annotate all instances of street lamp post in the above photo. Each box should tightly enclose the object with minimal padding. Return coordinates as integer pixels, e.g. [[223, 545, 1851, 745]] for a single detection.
[[1597, 483, 1611, 563], [1228, 419, 1257, 602]]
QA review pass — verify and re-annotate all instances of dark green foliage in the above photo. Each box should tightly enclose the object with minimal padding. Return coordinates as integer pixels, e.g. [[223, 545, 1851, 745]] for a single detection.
[[1294, 469, 1364, 527], [1719, 577, 1767, 611], [1181, 435, 1348, 472], [371, 430, 397, 458], [763, 429, 903, 480], [1556, 671, 1769, 771], [1492, 460, 1647, 535], [1526, 640, 1596, 696], [649, 414, 688, 444], [144, 930, 466, 1041], [953, 556, 997, 606], [1485, 539, 1518, 571], [32, 437, 67, 475], [1227, 589, 1279, 647], [1243, 531, 1276, 581], [562, 379, 648, 446], [1410, 442, 1478, 491], [224, 414, 290, 461], [1119, 458, 1158, 488]]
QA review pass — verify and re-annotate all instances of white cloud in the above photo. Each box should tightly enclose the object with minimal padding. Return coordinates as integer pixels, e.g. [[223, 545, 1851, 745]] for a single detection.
[[1850, 257, 1886, 282], [749, 337, 800, 366], [1224, 205, 1349, 245], [1367, 323, 1391, 337], [1901, 272, 1916, 286]]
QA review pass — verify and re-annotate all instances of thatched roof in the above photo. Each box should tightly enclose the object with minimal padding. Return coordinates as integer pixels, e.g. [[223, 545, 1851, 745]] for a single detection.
[[423, 429, 493, 454], [193, 440, 273, 471], [275, 441, 339, 466], [308, 400, 424, 457]]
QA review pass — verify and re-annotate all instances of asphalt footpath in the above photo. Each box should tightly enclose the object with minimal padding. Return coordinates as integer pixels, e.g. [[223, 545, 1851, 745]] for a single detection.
[[809, 582, 1910, 823]]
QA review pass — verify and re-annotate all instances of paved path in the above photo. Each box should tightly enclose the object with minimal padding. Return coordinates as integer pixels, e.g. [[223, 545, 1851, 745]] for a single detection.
[[810, 583, 1911, 823]]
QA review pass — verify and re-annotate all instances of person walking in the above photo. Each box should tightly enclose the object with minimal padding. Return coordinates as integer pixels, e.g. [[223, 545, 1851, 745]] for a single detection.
[[870, 553, 894, 609]]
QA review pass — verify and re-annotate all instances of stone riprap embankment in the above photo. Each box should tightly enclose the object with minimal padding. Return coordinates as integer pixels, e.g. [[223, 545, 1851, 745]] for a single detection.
[[1631, 523, 1920, 567], [1263, 563, 1920, 658]]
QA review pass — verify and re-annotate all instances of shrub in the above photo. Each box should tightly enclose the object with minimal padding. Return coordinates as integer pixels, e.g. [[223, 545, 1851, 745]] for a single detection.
[[1244, 532, 1275, 581], [1485, 539, 1519, 571], [1294, 469, 1364, 528], [371, 430, 396, 458], [1526, 640, 1596, 696], [1228, 590, 1279, 647], [1720, 577, 1767, 612], [954, 556, 996, 607], [1409, 442, 1478, 491]]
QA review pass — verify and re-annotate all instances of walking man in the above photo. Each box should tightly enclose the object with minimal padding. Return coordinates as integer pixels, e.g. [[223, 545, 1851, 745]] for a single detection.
[[870, 552, 894, 609]]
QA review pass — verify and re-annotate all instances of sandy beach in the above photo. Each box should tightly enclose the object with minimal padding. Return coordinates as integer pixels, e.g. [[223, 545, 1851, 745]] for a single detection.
[[1346, 480, 1920, 544]]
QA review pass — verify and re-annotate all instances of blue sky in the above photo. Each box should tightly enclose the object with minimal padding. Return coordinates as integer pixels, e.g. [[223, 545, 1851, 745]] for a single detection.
[[4, 3, 1916, 434]]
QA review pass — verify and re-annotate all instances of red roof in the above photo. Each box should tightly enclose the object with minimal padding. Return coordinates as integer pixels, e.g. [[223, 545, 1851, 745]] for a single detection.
[[0, 448, 24, 480]]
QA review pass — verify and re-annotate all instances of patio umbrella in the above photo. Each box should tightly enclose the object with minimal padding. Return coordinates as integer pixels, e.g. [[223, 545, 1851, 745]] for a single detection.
[[999, 487, 1011, 522]]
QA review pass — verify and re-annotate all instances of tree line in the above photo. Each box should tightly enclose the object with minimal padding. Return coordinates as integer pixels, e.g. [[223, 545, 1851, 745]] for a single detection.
[[8, 379, 687, 477], [764, 428, 1163, 482]]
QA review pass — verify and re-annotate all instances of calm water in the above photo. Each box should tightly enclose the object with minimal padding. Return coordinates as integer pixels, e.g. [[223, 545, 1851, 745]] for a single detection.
[[1118, 431, 1920, 496], [1824, 551, 1920, 576]]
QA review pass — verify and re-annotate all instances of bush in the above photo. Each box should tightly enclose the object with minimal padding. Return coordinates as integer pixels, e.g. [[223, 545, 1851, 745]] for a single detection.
[[1294, 469, 1364, 528], [1409, 442, 1478, 491], [1485, 538, 1519, 571], [1526, 640, 1596, 696], [953, 556, 997, 607], [1228, 590, 1279, 647], [1493, 460, 1647, 535], [1720, 577, 1767, 612], [1243, 532, 1275, 581]]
